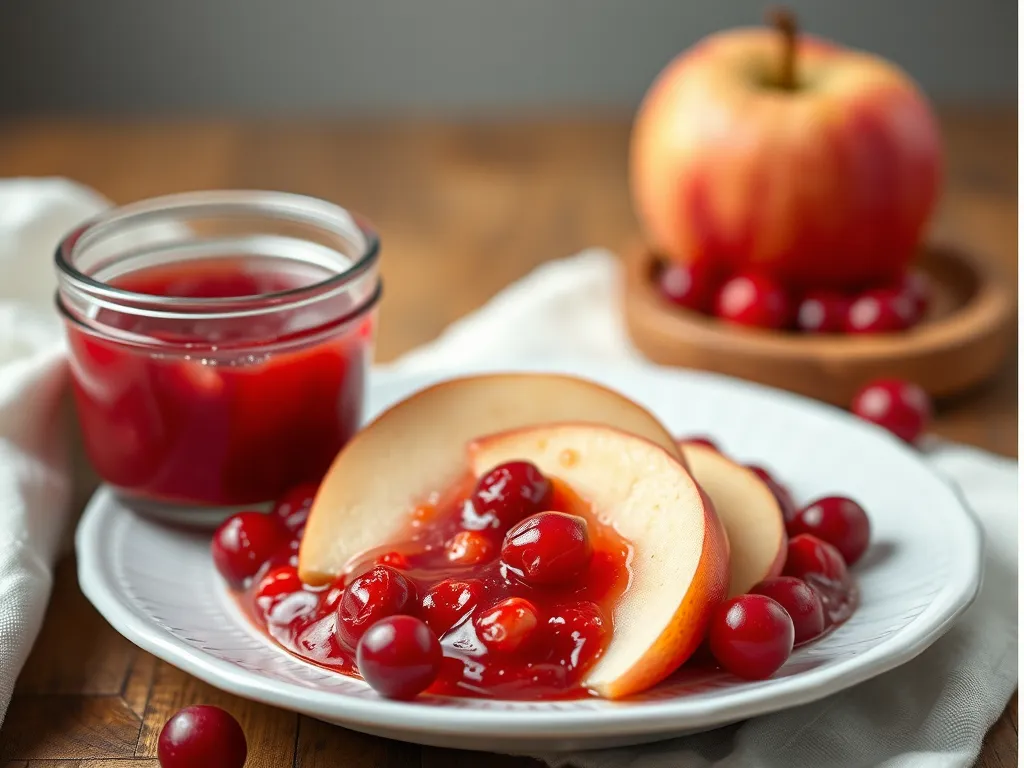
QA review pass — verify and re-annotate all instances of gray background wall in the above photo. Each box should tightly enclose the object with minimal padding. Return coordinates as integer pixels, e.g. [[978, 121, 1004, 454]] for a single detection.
[[0, 0, 1014, 115]]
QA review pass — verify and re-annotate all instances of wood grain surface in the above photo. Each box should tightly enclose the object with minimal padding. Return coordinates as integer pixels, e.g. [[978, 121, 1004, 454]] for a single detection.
[[0, 109, 1015, 767]]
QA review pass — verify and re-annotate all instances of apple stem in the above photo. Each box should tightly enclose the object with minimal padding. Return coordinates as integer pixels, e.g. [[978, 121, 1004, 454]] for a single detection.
[[767, 7, 798, 90]]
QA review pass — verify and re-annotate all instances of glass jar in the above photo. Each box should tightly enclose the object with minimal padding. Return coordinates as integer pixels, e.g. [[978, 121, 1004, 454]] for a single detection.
[[56, 191, 380, 515]]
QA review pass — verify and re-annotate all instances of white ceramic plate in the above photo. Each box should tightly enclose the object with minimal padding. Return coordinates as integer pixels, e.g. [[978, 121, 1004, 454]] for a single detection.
[[76, 359, 983, 752]]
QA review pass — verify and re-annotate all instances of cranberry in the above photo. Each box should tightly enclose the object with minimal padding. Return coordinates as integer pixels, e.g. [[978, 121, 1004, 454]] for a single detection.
[[751, 576, 825, 645], [272, 482, 319, 531], [475, 597, 541, 654], [790, 496, 871, 565], [356, 615, 442, 700], [845, 288, 913, 333], [783, 534, 854, 626], [680, 435, 718, 451], [421, 578, 484, 635], [709, 594, 794, 680], [546, 601, 609, 670], [897, 270, 930, 322], [714, 273, 791, 330], [746, 465, 798, 524], [471, 461, 553, 528], [796, 290, 849, 333], [376, 551, 411, 569], [211, 512, 288, 589], [851, 378, 931, 443], [254, 565, 302, 605], [336, 565, 418, 648], [318, 579, 347, 613], [446, 530, 497, 566], [657, 260, 719, 314], [157, 705, 247, 768], [501, 512, 592, 586]]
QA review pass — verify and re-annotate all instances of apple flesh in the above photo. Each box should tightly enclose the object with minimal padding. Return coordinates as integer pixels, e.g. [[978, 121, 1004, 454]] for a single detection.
[[469, 424, 729, 700], [299, 373, 684, 585], [679, 443, 787, 596], [630, 23, 941, 290]]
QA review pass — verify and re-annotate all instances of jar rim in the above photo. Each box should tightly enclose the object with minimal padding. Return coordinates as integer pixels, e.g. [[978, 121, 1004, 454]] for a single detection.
[[54, 190, 380, 317]]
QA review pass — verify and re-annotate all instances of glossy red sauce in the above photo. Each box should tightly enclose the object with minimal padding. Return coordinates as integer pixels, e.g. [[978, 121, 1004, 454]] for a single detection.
[[242, 476, 633, 700], [65, 258, 372, 506]]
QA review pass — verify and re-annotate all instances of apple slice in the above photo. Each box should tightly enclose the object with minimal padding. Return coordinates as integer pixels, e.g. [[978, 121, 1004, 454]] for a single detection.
[[469, 424, 729, 700], [299, 373, 683, 585], [679, 443, 787, 597]]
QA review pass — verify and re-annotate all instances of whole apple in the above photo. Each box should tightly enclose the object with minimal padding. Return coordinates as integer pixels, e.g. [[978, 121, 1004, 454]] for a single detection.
[[630, 10, 942, 290]]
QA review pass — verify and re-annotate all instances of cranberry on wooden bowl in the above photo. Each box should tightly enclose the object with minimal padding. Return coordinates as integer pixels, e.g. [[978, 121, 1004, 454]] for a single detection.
[[713, 273, 792, 330], [657, 260, 720, 313], [158, 705, 247, 768]]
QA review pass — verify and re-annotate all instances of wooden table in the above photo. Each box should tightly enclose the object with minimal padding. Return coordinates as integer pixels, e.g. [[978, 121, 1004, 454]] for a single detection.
[[0, 110, 1016, 767]]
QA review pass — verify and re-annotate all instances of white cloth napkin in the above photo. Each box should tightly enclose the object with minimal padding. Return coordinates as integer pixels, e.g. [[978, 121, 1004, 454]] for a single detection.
[[0, 178, 109, 724], [0, 182, 1016, 768], [386, 250, 1019, 768]]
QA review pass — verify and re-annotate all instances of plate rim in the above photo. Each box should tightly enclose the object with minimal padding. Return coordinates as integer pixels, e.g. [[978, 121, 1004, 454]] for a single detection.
[[75, 359, 985, 741]]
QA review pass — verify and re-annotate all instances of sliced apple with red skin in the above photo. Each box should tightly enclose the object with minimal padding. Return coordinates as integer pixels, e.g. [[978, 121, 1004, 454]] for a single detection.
[[299, 373, 684, 585], [679, 442, 787, 597], [469, 424, 729, 700]]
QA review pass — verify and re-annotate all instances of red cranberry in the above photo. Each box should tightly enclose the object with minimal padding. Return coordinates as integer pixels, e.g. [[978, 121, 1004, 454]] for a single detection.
[[336, 565, 418, 648], [211, 512, 288, 589], [546, 601, 609, 670], [680, 435, 718, 451], [708, 594, 794, 680], [475, 597, 540, 654], [421, 578, 484, 636], [790, 496, 871, 565], [472, 461, 553, 528], [272, 482, 319, 531], [157, 705, 247, 768], [746, 465, 798, 524], [751, 576, 825, 645], [714, 273, 791, 330], [356, 615, 442, 700], [376, 551, 411, 569], [897, 270, 930, 322], [845, 289, 913, 333], [796, 290, 849, 333], [783, 534, 854, 626], [254, 565, 302, 605], [657, 260, 719, 314], [501, 512, 592, 586], [318, 579, 347, 614], [851, 378, 931, 443], [446, 531, 497, 566]]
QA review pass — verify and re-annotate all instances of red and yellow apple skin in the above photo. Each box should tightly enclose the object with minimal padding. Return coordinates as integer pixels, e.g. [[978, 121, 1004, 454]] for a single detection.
[[630, 28, 942, 291]]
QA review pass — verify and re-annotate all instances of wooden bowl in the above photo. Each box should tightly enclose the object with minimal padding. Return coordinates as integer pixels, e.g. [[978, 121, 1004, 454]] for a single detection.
[[623, 243, 1016, 406]]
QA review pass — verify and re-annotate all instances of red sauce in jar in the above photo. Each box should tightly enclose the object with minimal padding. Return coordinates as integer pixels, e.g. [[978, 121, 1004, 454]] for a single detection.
[[65, 257, 373, 507]]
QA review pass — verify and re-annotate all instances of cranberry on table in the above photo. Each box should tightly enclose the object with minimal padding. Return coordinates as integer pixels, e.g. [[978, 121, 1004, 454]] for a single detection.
[[713, 273, 791, 330], [501, 511, 592, 586], [657, 259, 720, 313], [746, 465, 798, 524], [790, 496, 871, 565], [157, 705, 247, 768], [356, 615, 443, 700], [421, 578, 485, 636], [471, 461, 553, 528], [211, 511, 288, 588], [796, 290, 849, 333], [336, 565, 418, 648], [844, 288, 913, 333], [751, 576, 825, 645], [272, 482, 319, 531], [783, 533, 854, 626], [446, 530, 497, 565], [851, 378, 931, 443], [708, 594, 794, 680], [475, 597, 541, 654]]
